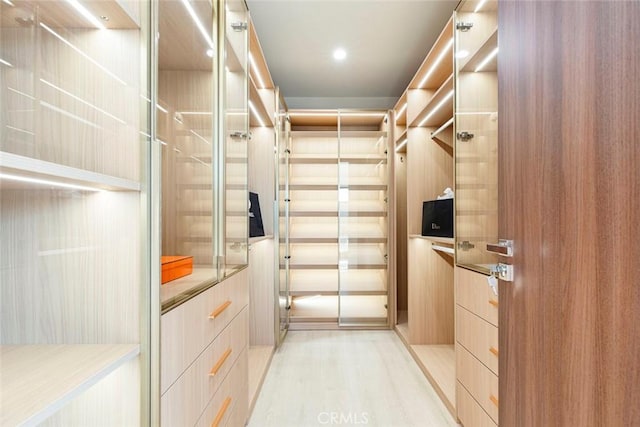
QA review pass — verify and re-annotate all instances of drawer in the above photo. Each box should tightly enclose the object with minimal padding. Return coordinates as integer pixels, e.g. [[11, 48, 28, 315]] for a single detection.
[[456, 344, 499, 424], [162, 269, 249, 393], [456, 305, 498, 375], [196, 348, 248, 427], [456, 381, 498, 427], [455, 267, 498, 326], [161, 308, 249, 427]]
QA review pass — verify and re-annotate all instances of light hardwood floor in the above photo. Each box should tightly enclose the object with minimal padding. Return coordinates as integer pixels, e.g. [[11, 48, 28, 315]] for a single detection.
[[248, 331, 458, 427]]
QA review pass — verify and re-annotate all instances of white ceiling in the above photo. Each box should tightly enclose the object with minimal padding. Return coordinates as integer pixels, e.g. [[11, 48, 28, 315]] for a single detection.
[[246, 0, 459, 110]]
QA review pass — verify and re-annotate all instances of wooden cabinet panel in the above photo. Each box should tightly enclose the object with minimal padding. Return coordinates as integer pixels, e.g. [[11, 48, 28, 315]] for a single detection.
[[455, 267, 497, 326], [456, 305, 498, 375], [161, 269, 248, 394], [457, 344, 499, 424], [161, 308, 248, 426], [457, 382, 497, 427]]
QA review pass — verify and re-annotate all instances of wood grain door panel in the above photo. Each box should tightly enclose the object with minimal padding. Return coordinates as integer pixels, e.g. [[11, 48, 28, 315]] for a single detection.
[[498, 1, 640, 425]]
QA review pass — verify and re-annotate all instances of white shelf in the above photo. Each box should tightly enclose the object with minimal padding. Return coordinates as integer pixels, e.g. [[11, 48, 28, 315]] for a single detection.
[[0, 152, 141, 191], [0, 344, 139, 426]]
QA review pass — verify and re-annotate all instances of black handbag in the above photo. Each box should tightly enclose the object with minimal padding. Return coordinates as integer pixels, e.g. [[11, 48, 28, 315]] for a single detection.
[[249, 192, 265, 237], [421, 199, 453, 238]]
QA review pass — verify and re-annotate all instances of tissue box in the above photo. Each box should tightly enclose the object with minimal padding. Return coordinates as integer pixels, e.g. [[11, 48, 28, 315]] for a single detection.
[[421, 199, 454, 238], [161, 255, 193, 284]]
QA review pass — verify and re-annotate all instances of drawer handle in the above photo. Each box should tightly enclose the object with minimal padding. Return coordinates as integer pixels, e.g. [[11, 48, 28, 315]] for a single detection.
[[211, 396, 232, 427], [209, 300, 232, 318], [209, 348, 233, 376], [488, 299, 499, 308], [489, 347, 499, 357], [490, 394, 499, 407]]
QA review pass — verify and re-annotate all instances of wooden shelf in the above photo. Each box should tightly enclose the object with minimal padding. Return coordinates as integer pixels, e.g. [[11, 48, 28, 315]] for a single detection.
[[394, 92, 408, 125], [289, 110, 387, 128], [410, 74, 454, 127], [408, 16, 454, 90], [289, 156, 387, 164], [0, 151, 141, 191], [249, 234, 273, 244], [286, 211, 387, 218], [282, 184, 387, 191], [286, 264, 387, 270], [225, 36, 245, 74], [409, 344, 456, 415], [395, 129, 408, 146], [0, 344, 139, 426], [290, 295, 338, 320], [409, 235, 454, 244], [249, 76, 274, 127], [460, 27, 498, 73], [431, 118, 454, 147], [285, 237, 387, 244]]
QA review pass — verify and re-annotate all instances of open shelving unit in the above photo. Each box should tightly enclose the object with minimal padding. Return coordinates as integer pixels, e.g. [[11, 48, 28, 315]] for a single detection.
[[0, 0, 151, 423], [247, 17, 277, 414], [393, 15, 457, 416], [283, 110, 391, 329]]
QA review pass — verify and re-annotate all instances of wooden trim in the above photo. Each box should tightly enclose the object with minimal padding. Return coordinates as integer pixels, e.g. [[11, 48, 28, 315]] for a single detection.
[[209, 300, 232, 318], [209, 348, 233, 376], [211, 397, 232, 427]]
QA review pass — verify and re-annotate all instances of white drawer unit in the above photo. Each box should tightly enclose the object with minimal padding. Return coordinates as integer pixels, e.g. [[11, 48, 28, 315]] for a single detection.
[[161, 308, 248, 426], [161, 270, 249, 393]]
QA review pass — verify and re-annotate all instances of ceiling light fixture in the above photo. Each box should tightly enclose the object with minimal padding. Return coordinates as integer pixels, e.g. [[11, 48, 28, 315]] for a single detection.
[[180, 0, 214, 48], [64, 0, 105, 29], [395, 138, 408, 152], [417, 90, 454, 127], [248, 100, 265, 127], [249, 52, 266, 89], [0, 172, 103, 192], [333, 48, 347, 61], [474, 0, 489, 13], [474, 47, 498, 72], [418, 38, 454, 88], [396, 103, 407, 117]]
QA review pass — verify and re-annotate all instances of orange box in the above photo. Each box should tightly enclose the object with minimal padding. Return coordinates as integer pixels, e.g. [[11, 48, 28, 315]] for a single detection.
[[161, 255, 193, 284]]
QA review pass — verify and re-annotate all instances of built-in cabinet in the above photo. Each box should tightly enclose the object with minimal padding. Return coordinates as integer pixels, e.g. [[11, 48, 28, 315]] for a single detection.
[[158, 0, 253, 426], [392, 0, 499, 422], [281, 111, 391, 329], [0, 0, 152, 424], [393, 15, 457, 414]]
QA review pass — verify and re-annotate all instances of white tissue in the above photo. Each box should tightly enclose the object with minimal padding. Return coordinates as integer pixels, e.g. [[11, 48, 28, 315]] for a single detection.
[[437, 187, 454, 200]]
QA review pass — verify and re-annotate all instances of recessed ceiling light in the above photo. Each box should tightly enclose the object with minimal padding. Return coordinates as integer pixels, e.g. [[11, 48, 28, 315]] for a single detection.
[[333, 48, 347, 61]]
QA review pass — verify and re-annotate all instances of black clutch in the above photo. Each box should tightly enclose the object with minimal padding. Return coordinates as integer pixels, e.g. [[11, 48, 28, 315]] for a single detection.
[[421, 199, 453, 238]]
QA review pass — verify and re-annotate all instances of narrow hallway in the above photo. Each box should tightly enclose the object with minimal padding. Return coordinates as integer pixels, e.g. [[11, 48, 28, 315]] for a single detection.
[[248, 331, 457, 427]]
